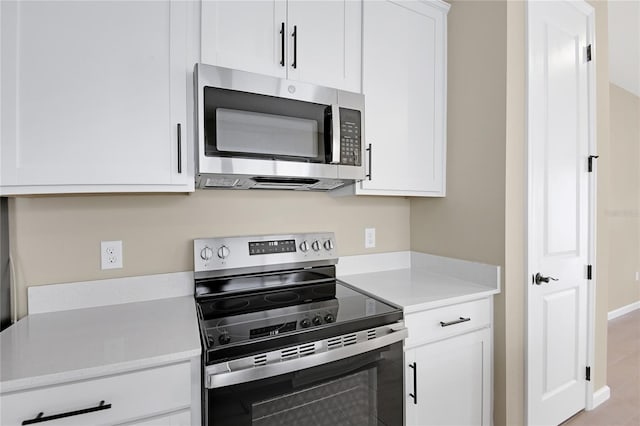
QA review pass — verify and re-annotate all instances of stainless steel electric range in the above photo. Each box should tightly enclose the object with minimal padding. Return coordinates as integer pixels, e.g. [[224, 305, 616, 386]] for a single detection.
[[193, 232, 407, 426]]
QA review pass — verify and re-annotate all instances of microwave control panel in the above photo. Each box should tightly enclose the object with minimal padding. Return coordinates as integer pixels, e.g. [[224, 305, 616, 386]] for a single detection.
[[339, 108, 361, 166]]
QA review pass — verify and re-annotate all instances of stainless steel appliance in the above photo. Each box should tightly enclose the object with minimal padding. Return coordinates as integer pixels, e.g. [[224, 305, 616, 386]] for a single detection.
[[194, 64, 366, 191], [194, 233, 406, 426]]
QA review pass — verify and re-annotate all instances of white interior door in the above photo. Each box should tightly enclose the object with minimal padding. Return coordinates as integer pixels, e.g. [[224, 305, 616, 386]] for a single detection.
[[527, 1, 594, 425]]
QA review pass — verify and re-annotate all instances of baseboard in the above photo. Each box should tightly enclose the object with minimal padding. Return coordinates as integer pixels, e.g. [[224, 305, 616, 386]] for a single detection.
[[608, 301, 640, 320], [587, 386, 610, 410]]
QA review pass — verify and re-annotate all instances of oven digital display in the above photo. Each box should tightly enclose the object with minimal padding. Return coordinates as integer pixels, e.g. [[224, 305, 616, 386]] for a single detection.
[[250, 321, 297, 338], [248, 239, 297, 255]]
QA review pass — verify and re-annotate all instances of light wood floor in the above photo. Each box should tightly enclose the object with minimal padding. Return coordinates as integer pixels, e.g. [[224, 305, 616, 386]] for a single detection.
[[562, 309, 640, 426]]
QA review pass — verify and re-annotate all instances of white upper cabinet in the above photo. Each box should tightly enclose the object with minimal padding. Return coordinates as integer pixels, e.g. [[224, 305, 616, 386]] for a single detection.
[[201, 0, 287, 79], [0, 0, 193, 195], [201, 0, 361, 93], [357, 0, 449, 196]]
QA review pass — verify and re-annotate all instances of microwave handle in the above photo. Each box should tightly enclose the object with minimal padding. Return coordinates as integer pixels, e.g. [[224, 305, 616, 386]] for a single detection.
[[330, 104, 341, 164]]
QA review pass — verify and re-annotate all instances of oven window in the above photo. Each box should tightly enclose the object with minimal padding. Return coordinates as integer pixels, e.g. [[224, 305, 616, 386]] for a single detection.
[[253, 369, 376, 425], [205, 342, 403, 426]]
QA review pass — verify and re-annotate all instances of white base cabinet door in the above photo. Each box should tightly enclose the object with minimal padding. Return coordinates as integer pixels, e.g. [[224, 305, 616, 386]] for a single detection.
[[201, 0, 361, 93], [357, 0, 449, 196], [406, 328, 492, 426], [0, 0, 193, 195]]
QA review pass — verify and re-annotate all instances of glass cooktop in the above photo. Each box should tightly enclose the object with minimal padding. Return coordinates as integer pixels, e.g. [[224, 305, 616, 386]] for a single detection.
[[196, 280, 402, 363]]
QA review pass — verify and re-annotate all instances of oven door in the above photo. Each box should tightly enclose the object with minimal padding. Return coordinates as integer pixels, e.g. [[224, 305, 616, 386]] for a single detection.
[[203, 329, 406, 426]]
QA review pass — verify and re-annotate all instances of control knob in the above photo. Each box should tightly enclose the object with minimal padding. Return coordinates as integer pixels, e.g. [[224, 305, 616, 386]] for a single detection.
[[217, 245, 230, 259], [311, 240, 321, 252], [324, 240, 334, 251], [312, 315, 323, 326], [218, 333, 231, 345], [324, 313, 335, 323], [200, 246, 214, 261], [300, 318, 311, 328], [299, 241, 309, 253]]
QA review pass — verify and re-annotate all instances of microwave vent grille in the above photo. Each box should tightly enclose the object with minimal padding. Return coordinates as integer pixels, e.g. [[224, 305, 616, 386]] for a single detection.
[[204, 177, 240, 188]]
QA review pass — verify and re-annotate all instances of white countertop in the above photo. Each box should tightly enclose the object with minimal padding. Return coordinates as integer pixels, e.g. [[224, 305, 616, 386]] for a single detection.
[[0, 296, 201, 394], [1, 252, 498, 394], [339, 252, 500, 313]]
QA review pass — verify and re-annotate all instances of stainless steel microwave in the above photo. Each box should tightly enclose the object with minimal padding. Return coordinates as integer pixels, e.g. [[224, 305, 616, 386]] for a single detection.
[[194, 64, 365, 191]]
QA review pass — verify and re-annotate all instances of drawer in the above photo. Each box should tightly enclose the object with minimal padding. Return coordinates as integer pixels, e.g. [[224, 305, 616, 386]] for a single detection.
[[405, 298, 491, 347], [1, 362, 191, 426]]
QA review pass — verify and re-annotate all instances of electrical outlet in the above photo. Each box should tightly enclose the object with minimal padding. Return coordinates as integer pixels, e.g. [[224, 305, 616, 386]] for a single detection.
[[365, 228, 376, 249], [636, 271, 640, 282], [101, 240, 123, 270]]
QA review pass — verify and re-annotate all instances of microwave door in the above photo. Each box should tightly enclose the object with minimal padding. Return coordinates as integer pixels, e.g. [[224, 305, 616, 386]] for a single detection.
[[203, 86, 331, 164]]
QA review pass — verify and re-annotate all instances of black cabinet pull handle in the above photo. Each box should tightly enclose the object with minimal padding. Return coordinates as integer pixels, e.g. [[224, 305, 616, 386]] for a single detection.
[[22, 400, 112, 425], [292, 25, 297, 69], [177, 123, 182, 174], [366, 144, 372, 180], [279, 22, 285, 67], [409, 362, 418, 404], [440, 317, 471, 327]]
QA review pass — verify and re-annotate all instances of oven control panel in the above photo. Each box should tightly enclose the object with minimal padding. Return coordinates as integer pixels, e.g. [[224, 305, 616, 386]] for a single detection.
[[205, 299, 340, 348], [194, 232, 337, 274]]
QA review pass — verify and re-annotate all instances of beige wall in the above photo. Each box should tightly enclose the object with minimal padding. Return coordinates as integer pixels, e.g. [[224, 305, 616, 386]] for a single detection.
[[608, 83, 640, 312], [409, 0, 509, 423], [504, 0, 526, 424], [9, 191, 410, 318], [410, 0, 507, 267]]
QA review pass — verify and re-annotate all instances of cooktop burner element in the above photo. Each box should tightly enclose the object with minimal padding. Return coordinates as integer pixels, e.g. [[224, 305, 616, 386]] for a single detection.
[[193, 233, 403, 364]]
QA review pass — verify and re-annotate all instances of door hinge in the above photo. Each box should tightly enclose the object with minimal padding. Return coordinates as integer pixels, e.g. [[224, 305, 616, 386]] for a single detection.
[[586, 366, 591, 381], [587, 45, 592, 62], [587, 264, 593, 280], [588, 155, 599, 172]]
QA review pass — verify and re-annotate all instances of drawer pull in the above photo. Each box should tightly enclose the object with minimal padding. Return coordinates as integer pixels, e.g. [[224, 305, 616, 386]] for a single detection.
[[440, 317, 471, 327], [22, 400, 112, 425]]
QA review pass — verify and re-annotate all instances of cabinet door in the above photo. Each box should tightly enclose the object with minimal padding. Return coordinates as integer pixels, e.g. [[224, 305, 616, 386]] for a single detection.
[[406, 328, 491, 426], [286, 0, 361, 92], [359, 0, 448, 196], [201, 0, 287, 79], [0, 0, 190, 194]]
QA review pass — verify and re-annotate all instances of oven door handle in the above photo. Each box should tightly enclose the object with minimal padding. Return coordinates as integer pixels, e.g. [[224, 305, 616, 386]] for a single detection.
[[205, 324, 408, 389]]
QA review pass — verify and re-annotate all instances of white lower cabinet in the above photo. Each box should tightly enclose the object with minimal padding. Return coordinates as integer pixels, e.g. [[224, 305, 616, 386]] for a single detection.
[[0, 362, 193, 426], [404, 298, 492, 426]]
